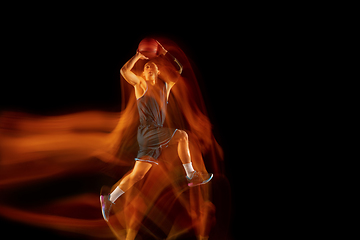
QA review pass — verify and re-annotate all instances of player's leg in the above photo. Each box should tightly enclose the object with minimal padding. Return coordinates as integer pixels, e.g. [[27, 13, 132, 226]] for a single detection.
[[170, 130, 213, 187], [100, 161, 152, 221], [109, 160, 152, 203], [116, 161, 152, 193], [172, 130, 191, 163]]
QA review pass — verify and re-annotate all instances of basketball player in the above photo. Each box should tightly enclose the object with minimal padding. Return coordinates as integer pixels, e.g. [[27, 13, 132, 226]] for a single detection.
[[100, 41, 213, 222]]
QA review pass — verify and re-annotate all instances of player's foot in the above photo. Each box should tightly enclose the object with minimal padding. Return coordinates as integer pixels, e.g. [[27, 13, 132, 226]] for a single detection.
[[100, 186, 114, 222], [186, 171, 213, 187]]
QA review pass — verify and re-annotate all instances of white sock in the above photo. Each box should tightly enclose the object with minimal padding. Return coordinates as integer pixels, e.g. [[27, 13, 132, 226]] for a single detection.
[[183, 162, 195, 178], [109, 186, 125, 203]]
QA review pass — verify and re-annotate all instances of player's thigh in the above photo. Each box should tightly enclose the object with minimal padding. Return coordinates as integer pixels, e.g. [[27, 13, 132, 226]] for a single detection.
[[132, 160, 152, 179]]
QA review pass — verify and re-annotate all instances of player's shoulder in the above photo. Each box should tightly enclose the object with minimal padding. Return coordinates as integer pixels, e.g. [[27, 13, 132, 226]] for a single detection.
[[134, 79, 147, 98], [136, 77, 147, 88]]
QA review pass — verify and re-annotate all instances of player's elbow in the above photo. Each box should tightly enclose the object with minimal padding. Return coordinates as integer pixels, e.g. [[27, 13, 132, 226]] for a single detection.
[[120, 67, 126, 77], [120, 68, 129, 81], [120, 68, 137, 86]]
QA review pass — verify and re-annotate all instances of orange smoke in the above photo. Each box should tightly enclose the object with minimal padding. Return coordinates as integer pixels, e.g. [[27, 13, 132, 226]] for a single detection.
[[0, 37, 230, 239], [0, 111, 119, 238]]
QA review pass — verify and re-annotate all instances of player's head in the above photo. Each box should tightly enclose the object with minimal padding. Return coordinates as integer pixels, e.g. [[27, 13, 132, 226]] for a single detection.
[[142, 61, 160, 81]]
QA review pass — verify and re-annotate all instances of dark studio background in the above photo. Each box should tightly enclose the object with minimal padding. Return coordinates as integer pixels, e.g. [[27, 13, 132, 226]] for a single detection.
[[1, 10, 282, 239]]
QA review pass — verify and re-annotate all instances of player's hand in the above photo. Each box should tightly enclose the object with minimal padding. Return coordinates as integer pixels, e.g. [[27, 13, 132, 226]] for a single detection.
[[136, 50, 149, 60], [156, 40, 168, 56]]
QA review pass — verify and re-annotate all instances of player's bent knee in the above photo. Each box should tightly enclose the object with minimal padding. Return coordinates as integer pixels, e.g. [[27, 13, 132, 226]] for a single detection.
[[176, 130, 188, 142]]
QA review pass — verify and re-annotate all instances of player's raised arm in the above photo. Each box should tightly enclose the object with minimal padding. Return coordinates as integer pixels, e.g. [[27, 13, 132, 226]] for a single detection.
[[120, 51, 148, 86], [156, 40, 183, 75]]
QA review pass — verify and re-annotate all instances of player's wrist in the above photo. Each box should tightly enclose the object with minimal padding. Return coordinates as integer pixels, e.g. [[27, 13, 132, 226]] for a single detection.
[[160, 49, 168, 56]]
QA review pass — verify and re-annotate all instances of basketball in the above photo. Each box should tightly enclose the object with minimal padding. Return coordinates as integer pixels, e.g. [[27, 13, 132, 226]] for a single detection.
[[138, 38, 159, 59]]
